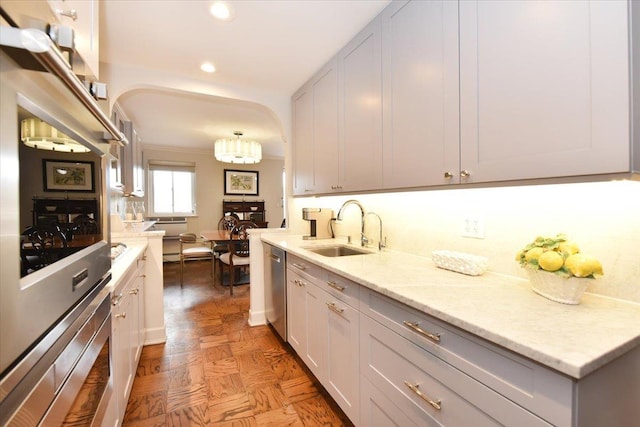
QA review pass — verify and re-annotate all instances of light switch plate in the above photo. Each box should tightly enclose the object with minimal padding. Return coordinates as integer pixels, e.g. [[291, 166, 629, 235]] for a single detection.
[[462, 215, 485, 239]]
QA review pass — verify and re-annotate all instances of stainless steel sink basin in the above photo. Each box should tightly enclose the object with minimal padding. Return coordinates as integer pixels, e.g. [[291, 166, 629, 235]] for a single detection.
[[304, 245, 372, 257]]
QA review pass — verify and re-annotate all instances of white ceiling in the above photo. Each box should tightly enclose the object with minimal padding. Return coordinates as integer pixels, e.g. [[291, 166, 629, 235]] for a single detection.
[[100, 0, 391, 158]]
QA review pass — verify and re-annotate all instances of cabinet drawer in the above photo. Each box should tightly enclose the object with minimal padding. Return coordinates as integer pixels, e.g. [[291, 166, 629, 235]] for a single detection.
[[320, 272, 360, 309], [360, 375, 420, 427], [360, 289, 572, 426], [287, 254, 324, 283], [360, 315, 551, 427], [287, 255, 360, 308]]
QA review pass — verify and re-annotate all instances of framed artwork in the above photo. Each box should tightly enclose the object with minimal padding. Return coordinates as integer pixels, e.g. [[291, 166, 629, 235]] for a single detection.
[[43, 159, 95, 192], [224, 169, 259, 196]]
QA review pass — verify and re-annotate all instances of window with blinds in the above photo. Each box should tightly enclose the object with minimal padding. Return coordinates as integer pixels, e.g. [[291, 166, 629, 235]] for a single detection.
[[147, 160, 196, 216]]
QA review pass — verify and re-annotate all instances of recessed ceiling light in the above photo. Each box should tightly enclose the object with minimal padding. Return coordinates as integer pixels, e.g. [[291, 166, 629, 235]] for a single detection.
[[201, 62, 216, 73], [210, 1, 234, 21]]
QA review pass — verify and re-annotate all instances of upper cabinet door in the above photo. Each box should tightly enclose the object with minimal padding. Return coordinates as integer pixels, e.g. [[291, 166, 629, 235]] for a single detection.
[[381, 0, 460, 189], [312, 57, 340, 194], [339, 17, 383, 192], [459, 0, 630, 183], [49, 0, 100, 79], [292, 85, 314, 195]]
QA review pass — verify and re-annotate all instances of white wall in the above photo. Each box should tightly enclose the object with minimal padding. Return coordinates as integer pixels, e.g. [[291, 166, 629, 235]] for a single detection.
[[288, 180, 640, 304], [143, 145, 284, 232]]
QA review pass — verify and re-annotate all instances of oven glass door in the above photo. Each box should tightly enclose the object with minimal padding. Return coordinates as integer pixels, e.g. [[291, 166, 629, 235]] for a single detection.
[[1, 54, 111, 376]]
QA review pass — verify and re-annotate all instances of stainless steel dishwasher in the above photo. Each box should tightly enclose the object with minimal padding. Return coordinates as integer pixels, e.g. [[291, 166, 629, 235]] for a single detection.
[[264, 244, 286, 341]]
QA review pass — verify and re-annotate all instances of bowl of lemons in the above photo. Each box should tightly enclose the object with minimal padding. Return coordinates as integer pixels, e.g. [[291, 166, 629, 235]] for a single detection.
[[515, 234, 603, 305]]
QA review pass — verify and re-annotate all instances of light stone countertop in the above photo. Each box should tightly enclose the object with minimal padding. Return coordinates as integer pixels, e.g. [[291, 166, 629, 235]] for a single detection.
[[112, 221, 163, 240], [107, 239, 148, 293], [261, 233, 640, 379]]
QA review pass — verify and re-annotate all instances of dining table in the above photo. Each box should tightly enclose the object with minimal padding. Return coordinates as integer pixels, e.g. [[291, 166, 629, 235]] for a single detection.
[[200, 230, 252, 288], [200, 229, 236, 243]]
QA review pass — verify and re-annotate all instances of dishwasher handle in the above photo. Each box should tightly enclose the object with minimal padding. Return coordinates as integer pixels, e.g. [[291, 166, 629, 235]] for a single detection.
[[269, 253, 281, 263]]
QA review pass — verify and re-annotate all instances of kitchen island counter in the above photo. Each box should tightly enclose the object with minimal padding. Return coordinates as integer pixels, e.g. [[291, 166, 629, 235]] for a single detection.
[[261, 233, 640, 379]]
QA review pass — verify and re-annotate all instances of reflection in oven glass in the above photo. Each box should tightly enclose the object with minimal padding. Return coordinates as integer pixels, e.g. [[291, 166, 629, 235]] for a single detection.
[[62, 339, 110, 426]]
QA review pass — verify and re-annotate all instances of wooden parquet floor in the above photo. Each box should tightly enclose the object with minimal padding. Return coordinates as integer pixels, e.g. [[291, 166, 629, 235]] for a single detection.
[[122, 260, 354, 427]]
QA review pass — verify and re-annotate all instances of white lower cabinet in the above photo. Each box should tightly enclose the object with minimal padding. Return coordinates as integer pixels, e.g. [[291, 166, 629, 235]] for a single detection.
[[285, 253, 640, 426], [111, 250, 147, 426], [286, 256, 360, 424], [323, 289, 359, 423], [359, 314, 550, 426]]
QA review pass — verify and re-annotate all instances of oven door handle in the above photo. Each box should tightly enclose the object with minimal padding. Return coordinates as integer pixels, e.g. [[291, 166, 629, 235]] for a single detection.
[[0, 26, 128, 146]]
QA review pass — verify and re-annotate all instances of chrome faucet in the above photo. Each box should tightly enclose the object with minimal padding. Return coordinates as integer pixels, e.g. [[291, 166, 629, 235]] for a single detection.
[[336, 199, 367, 247], [365, 212, 386, 251]]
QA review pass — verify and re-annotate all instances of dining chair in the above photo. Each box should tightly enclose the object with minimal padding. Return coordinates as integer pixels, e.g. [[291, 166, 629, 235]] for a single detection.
[[72, 215, 99, 235], [214, 214, 239, 257], [217, 221, 258, 295], [21, 225, 69, 274], [179, 232, 215, 288], [218, 214, 239, 231]]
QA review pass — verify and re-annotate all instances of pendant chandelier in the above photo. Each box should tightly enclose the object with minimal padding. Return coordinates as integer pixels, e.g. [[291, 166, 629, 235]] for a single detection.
[[20, 118, 91, 153], [214, 132, 262, 164]]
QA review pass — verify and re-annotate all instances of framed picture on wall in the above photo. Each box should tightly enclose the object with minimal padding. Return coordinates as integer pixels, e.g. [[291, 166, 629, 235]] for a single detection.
[[43, 159, 95, 192], [224, 169, 259, 196]]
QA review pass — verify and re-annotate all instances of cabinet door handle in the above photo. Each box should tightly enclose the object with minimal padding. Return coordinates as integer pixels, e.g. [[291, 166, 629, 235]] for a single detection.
[[111, 293, 123, 306], [403, 321, 441, 343], [115, 312, 127, 319], [460, 170, 471, 178], [404, 381, 441, 411], [56, 8, 78, 20], [327, 281, 345, 292], [326, 302, 344, 314], [292, 263, 307, 270], [129, 288, 139, 295], [444, 172, 453, 179]]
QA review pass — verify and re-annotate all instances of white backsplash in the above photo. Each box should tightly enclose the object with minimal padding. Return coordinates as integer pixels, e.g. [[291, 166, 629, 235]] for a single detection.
[[289, 180, 640, 303]]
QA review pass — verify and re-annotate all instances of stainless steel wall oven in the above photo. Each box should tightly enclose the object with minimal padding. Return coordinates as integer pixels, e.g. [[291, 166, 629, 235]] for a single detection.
[[1, 15, 127, 425]]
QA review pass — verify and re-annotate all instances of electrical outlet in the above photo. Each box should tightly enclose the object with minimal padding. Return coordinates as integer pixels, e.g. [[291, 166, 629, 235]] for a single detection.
[[462, 215, 485, 239]]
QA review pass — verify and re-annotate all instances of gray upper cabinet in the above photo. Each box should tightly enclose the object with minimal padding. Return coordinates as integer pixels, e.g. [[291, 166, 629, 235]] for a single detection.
[[313, 58, 340, 193], [338, 17, 383, 192], [458, 0, 631, 183], [381, 0, 460, 189], [292, 0, 635, 195], [292, 57, 339, 196], [292, 82, 314, 195], [121, 121, 145, 197]]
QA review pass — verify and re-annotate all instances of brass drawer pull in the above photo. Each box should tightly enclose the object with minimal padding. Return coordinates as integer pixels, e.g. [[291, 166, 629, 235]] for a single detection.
[[326, 302, 344, 314], [129, 288, 139, 295], [403, 321, 441, 343], [292, 263, 307, 270], [404, 381, 441, 411], [115, 312, 127, 319], [294, 279, 305, 287], [327, 281, 345, 292]]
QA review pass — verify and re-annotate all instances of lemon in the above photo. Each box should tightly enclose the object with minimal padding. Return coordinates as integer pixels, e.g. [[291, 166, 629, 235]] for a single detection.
[[524, 247, 545, 263], [558, 241, 580, 256], [565, 254, 604, 277], [538, 251, 564, 272]]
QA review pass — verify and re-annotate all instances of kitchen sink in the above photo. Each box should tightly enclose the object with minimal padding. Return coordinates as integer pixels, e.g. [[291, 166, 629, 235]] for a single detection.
[[304, 245, 372, 257]]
